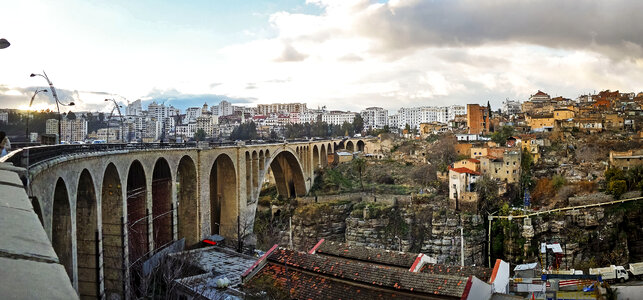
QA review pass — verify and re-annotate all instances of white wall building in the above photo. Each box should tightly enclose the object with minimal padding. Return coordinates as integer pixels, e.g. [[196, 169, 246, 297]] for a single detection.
[[127, 99, 142, 116], [185, 107, 202, 122], [502, 100, 521, 116], [361, 107, 388, 130], [211, 100, 233, 117], [321, 111, 356, 125]]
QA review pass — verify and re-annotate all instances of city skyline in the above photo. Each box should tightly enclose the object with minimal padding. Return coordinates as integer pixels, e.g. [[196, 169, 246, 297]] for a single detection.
[[2, 0, 643, 113]]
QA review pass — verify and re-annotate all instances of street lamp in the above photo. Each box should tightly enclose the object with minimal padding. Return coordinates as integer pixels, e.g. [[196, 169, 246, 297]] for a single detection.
[[30, 71, 75, 144], [26, 89, 48, 142], [0, 38, 9, 49], [105, 99, 125, 143]]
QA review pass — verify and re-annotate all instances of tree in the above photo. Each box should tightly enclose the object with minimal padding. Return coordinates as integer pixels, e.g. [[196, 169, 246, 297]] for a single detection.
[[607, 180, 627, 199], [476, 175, 500, 213], [487, 100, 492, 120], [520, 148, 534, 198], [341, 121, 353, 137], [230, 122, 258, 140], [194, 129, 207, 141], [412, 164, 437, 187], [98, 112, 105, 122], [404, 123, 411, 133], [491, 125, 515, 144], [66, 111, 77, 120], [353, 114, 364, 134], [352, 157, 366, 191]]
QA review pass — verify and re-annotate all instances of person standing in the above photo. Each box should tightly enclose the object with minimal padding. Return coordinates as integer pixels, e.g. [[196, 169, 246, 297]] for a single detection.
[[0, 131, 10, 157]]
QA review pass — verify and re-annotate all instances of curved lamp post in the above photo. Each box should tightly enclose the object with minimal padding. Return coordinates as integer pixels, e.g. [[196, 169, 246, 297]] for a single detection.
[[0, 38, 9, 49], [30, 71, 75, 144], [26, 89, 48, 141], [105, 98, 125, 143]]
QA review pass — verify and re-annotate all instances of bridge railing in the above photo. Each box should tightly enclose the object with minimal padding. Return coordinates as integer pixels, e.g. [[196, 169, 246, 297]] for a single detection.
[[0, 142, 198, 168], [0, 137, 362, 168]]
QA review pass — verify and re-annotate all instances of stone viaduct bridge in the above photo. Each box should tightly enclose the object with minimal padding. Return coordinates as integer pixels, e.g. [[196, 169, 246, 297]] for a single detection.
[[0, 137, 376, 299]]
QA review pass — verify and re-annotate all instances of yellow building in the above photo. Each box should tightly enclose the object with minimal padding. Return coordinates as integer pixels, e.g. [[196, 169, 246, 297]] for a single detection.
[[470, 147, 488, 158], [553, 109, 574, 120], [453, 158, 480, 172], [526, 115, 555, 131]]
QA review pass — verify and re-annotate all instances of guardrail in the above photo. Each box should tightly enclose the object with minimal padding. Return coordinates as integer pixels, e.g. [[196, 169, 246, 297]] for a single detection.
[[0, 142, 197, 168], [0, 137, 363, 168]]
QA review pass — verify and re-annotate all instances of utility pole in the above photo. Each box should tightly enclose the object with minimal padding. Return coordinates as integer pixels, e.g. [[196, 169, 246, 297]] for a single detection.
[[461, 226, 465, 267]]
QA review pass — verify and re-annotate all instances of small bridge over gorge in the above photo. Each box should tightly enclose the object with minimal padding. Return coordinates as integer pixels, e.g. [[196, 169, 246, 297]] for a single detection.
[[0, 137, 376, 299]]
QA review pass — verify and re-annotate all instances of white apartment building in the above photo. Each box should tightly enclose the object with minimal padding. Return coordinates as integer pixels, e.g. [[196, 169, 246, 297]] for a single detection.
[[97, 127, 121, 142], [321, 111, 356, 125], [448, 105, 466, 121], [60, 118, 88, 142], [46, 119, 59, 135], [0, 112, 8, 124], [176, 124, 195, 139], [395, 105, 463, 129], [299, 112, 320, 124], [127, 99, 142, 116], [502, 100, 521, 116], [388, 114, 399, 129], [148, 101, 170, 121], [211, 100, 233, 117], [185, 107, 202, 122], [361, 107, 388, 130]]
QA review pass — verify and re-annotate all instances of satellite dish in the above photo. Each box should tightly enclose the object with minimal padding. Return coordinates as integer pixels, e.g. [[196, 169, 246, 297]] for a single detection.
[[0, 38, 10, 49]]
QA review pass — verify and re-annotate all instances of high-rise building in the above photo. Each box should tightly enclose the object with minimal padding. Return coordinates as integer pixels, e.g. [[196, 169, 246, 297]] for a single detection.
[[46, 119, 59, 135], [60, 117, 88, 142], [466, 104, 490, 135], [127, 99, 143, 116], [212, 100, 233, 117], [148, 101, 169, 121], [0, 112, 8, 124], [360, 107, 389, 130]]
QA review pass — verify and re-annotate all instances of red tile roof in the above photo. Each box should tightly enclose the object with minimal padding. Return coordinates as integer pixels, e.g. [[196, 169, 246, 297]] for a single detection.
[[315, 241, 418, 268], [259, 248, 469, 298], [420, 263, 493, 282], [467, 158, 480, 163], [449, 167, 480, 175], [250, 263, 426, 299]]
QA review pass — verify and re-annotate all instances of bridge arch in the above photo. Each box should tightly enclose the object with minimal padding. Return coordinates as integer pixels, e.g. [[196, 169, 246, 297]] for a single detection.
[[210, 154, 237, 237], [357, 140, 365, 152], [177, 155, 198, 245], [52, 177, 73, 282], [76, 169, 100, 298], [101, 163, 124, 299], [152, 158, 172, 250], [346, 141, 354, 152], [262, 149, 307, 199], [126, 160, 148, 269]]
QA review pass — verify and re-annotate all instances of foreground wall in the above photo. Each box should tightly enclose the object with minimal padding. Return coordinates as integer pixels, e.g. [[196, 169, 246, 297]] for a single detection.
[[0, 167, 78, 299]]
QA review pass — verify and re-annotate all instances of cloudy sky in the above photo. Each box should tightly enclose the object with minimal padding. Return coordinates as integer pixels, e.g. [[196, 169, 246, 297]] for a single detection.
[[1, 0, 642, 113]]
